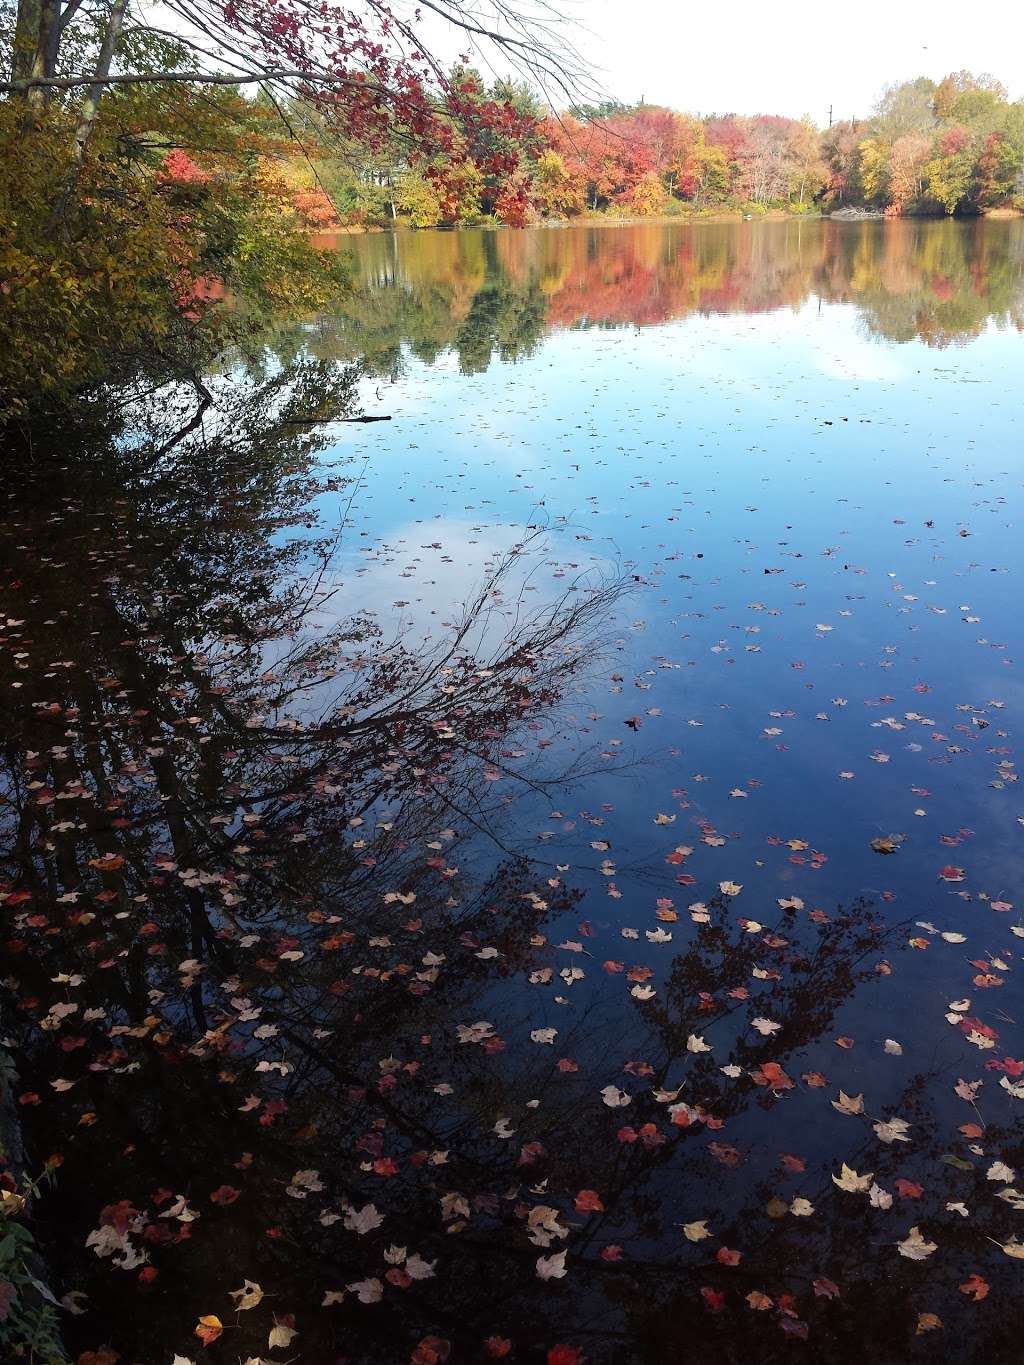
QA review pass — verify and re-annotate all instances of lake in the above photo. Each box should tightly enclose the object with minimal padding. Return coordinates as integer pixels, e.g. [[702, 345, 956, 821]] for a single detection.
[[3, 217, 1024, 1364]]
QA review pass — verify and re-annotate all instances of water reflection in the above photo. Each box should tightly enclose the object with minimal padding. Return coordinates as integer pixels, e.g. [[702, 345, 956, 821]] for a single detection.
[[294, 220, 1024, 376], [4, 356, 1024, 1364]]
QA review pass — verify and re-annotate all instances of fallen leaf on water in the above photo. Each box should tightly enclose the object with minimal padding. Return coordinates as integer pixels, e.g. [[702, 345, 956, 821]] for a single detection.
[[831, 1090, 864, 1116], [874, 1116, 911, 1144], [832, 1164, 873, 1193], [194, 1315, 223, 1347], [229, 1280, 263, 1311], [536, 1251, 568, 1280], [682, 1220, 710, 1242], [600, 1085, 631, 1107], [268, 1318, 298, 1349], [897, 1226, 937, 1260]]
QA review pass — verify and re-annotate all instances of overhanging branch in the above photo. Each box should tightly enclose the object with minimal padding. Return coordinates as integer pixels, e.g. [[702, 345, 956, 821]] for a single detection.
[[1, 67, 377, 93]]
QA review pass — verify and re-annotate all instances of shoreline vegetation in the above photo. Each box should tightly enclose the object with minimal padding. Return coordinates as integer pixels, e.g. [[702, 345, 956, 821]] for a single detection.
[[311, 202, 1024, 239]]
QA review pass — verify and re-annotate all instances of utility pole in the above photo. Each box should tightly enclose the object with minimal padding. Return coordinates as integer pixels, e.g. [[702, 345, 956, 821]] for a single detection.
[[828, 104, 833, 127]]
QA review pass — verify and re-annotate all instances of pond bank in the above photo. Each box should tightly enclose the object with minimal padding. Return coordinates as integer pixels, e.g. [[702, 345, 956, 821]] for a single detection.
[[314, 204, 1022, 238]]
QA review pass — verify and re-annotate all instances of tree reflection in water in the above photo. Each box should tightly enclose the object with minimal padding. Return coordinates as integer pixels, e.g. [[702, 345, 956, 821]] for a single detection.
[[2, 360, 1024, 1365], [291, 218, 1024, 379]]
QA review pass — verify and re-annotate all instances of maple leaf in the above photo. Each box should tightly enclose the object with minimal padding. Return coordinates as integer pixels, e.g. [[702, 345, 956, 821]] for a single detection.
[[873, 1116, 911, 1143], [869, 1184, 893, 1209], [754, 1062, 793, 1090], [831, 1090, 865, 1116], [897, 1226, 937, 1260], [347, 1278, 383, 1303], [986, 1160, 1016, 1183], [916, 1314, 943, 1334], [574, 1190, 604, 1213], [832, 1164, 873, 1193], [896, 1179, 923, 1199], [528, 1206, 569, 1247], [406, 1253, 436, 1280], [536, 1250, 568, 1280], [813, 1277, 840, 1299]]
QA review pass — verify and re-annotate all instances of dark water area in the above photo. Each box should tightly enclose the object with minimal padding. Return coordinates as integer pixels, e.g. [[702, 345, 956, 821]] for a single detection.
[[2, 218, 1024, 1365]]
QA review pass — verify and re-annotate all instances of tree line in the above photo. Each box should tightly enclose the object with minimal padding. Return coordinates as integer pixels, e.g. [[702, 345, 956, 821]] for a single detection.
[[305, 70, 1024, 228]]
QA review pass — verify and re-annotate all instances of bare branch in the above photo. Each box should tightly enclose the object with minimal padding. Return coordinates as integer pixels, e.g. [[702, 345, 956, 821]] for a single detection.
[[1, 66, 393, 92]]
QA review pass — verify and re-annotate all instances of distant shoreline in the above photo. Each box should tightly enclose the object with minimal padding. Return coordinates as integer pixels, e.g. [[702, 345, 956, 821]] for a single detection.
[[312, 205, 1022, 242]]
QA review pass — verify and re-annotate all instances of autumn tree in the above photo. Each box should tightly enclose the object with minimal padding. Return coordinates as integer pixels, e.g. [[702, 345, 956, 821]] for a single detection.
[[887, 132, 932, 214], [530, 142, 585, 216], [822, 119, 865, 205], [2, 0, 590, 215], [736, 117, 793, 205], [786, 115, 827, 206]]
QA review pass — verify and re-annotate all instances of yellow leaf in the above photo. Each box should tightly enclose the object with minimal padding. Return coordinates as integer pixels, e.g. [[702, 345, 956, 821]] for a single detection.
[[831, 1090, 865, 1116], [682, 1220, 710, 1241]]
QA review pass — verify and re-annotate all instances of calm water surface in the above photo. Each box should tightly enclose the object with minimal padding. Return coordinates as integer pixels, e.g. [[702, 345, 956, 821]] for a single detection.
[[3, 219, 1024, 1364]]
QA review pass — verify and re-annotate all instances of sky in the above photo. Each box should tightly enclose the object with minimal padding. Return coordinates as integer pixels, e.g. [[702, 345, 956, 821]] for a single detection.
[[421, 0, 1024, 121]]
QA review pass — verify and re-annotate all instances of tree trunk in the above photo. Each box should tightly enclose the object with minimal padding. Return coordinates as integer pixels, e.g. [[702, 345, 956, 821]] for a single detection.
[[48, 0, 128, 230], [11, 0, 42, 86], [26, 0, 59, 104], [70, 0, 129, 164]]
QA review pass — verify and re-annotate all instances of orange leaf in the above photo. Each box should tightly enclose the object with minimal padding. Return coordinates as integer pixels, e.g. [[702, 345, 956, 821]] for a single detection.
[[195, 1315, 224, 1347], [959, 1274, 989, 1302]]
